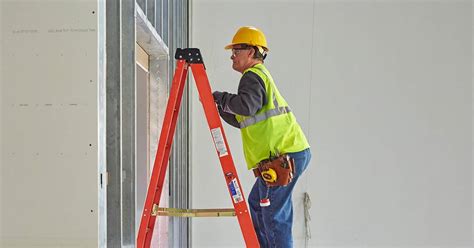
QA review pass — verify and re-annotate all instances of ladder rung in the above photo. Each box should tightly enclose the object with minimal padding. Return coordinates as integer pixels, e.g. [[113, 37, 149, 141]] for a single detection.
[[152, 206, 236, 217]]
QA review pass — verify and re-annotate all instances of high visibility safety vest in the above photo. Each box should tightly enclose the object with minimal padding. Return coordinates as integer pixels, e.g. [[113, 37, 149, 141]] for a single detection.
[[235, 64, 310, 169]]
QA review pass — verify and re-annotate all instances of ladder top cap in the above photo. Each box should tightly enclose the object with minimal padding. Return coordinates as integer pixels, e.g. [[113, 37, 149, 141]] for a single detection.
[[175, 48, 204, 64]]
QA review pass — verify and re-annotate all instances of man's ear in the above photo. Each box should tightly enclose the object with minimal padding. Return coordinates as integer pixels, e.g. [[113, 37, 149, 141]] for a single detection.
[[248, 47, 256, 58]]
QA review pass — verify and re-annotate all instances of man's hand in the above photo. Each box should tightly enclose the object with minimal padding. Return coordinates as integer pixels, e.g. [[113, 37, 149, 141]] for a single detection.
[[212, 91, 225, 106]]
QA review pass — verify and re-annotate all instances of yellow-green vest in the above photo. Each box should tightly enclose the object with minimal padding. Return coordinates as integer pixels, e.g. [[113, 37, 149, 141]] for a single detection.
[[236, 64, 310, 169]]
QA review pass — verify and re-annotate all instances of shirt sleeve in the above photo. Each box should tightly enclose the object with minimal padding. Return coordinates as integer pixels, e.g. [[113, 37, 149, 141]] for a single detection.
[[217, 105, 240, 128], [214, 71, 267, 117]]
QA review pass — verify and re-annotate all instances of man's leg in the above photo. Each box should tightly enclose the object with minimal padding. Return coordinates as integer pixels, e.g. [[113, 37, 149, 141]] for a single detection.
[[261, 148, 312, 247], [248, 179, 269, 246]]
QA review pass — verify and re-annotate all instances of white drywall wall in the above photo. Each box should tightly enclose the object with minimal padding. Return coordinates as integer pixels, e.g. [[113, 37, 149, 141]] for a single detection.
[[1, 1, 99, 247], [191, 0, 472, 247]]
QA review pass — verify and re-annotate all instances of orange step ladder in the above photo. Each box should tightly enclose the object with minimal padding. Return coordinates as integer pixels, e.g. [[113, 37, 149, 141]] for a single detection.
[[137, 48, 259, 248]]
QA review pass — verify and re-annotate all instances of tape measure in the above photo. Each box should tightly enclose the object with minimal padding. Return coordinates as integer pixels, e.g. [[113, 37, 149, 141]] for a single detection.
[[261, 168, 277, 183]]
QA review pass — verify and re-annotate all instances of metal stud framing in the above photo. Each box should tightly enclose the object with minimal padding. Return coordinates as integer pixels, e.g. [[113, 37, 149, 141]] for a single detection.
[[104, 0, 189, 246]]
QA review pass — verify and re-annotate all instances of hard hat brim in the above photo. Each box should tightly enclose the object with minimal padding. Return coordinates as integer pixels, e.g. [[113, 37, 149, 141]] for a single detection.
[[224, 43, 235, 50], [224, 43, 269, 52]]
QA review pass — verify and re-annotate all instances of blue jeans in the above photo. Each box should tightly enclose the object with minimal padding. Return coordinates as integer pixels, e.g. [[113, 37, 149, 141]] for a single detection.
[[248, 148, 312, 248]]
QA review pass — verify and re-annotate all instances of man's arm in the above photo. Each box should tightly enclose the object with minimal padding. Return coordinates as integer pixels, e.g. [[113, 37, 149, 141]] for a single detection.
[[217, 105, 240, 128], [213, 71, 267, 117]]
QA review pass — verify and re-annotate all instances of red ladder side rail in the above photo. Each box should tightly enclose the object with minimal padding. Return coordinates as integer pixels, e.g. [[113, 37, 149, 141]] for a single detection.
[[137, 59, 189, 247], [189, 62, 260, 248]]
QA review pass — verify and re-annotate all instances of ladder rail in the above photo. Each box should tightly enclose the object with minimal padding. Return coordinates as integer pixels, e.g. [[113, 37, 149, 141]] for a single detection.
[[190, 63, 259, 247]]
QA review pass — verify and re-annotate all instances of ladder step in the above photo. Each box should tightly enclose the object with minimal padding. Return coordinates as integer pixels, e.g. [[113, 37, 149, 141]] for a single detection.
[[152, 205, 236, 217]]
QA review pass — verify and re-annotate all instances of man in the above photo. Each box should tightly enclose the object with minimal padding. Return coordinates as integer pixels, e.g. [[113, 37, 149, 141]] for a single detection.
[[212, 26, 312, 247]]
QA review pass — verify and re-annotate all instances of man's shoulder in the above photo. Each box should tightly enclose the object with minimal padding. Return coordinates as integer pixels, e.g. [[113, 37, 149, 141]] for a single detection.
[[239, 71, 266, 94], [242, 70, 264, 83]]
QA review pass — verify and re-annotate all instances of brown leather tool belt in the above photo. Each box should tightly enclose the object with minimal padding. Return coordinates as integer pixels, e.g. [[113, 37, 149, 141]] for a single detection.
[[252, 154, 295, 187]]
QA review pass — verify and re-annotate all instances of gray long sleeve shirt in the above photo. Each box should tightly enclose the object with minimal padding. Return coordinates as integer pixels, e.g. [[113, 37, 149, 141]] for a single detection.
[[213, 71, 267, 128]]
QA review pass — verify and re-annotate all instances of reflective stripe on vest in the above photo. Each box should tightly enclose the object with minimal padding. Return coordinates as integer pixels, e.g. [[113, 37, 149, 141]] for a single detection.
[[238, 66, 292, 129], [239, 105, 292, 128]]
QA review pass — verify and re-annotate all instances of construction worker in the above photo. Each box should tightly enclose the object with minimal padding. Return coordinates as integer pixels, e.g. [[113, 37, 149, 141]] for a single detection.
[[213, 26, 311, 247]]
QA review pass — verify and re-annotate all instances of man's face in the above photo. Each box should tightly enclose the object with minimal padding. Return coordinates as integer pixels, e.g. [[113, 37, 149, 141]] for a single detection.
[[230, 45, 252, 73]]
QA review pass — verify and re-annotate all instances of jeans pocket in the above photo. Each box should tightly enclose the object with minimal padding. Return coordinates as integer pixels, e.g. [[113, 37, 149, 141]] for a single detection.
[[288, 149, 310, 177]]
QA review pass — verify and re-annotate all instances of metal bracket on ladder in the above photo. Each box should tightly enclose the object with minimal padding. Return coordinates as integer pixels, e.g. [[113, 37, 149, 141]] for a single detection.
[[175, 48, 204, 64], [151, 205, 236, 217], [137, 48, 260, 248]]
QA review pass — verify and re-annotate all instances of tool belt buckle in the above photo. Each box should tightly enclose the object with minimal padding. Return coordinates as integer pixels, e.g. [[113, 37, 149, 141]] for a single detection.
[[253, 154, 295, 187]]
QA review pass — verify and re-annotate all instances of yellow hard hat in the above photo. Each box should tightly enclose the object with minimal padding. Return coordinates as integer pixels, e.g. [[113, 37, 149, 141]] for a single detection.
[[225, 26, 269, 52]]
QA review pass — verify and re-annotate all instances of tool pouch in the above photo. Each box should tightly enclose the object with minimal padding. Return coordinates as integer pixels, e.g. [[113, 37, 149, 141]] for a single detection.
[[253, 154, 295, 187]]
